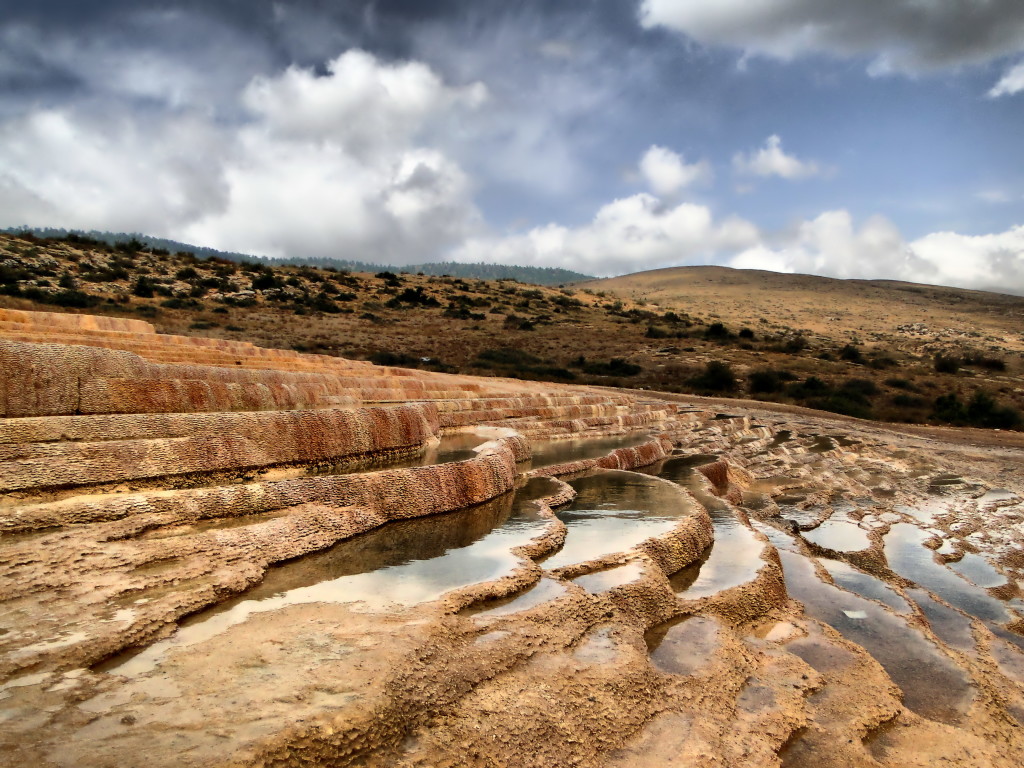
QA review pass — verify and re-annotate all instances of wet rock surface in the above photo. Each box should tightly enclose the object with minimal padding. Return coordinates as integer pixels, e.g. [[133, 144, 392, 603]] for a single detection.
[[1, 309, 1023, 767]]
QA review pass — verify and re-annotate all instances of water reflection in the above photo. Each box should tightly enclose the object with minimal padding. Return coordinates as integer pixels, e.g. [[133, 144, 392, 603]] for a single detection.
[[527, 432, 651, 469], [542, 470, 692, 570], [105, 486, 550, 677]]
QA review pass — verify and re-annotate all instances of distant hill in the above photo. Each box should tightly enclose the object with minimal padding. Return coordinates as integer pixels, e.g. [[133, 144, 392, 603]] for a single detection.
[[2, 227, 591, 286], [580, 264, 1024, 345]]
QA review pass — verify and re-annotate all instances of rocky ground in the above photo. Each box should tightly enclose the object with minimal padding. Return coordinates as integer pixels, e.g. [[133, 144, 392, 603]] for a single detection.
[[1, 309, 1023, 767]]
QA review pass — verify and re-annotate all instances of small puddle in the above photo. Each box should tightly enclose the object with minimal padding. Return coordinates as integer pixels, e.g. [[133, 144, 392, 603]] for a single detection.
[[820, 560, 911, 614], [776, 547, 975, 724], [906, 589, 976, 654], [465, 577, 568, 618], [570, 562, 645, 594], [371, 432, 490, 471], [527, 432, 652, 469], [894, 500, 948, 526], [656, 458, 764, 598], [884, 523, 1008, 624], [947, 553, 1007, 589], [541, 470, 692, 571], [803, 521, 871, 553], [262, 432, 492, 482], [991, 638, 1024, 684], [786, 629, 858, 676], [102, 487, 549, 678], [646, 616, 720, 676]]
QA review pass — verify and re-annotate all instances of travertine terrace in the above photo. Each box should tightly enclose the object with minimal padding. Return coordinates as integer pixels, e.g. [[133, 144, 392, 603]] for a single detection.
[[2, 308, 1024, 767]]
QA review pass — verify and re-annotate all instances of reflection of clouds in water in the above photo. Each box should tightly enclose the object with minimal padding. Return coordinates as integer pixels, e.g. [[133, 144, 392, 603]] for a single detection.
[[675, 525, 762, 598], [111, 496, 547, 679], [545, 469, 692, 570], [542, 517, 676, 570]]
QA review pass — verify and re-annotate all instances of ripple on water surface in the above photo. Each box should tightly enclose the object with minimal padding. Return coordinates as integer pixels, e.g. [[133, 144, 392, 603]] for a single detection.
[[541, 470, 692, 570]]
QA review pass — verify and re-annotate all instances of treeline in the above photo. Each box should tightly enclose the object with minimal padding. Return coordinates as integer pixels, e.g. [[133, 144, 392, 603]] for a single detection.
[[2, 228, 592, 286]]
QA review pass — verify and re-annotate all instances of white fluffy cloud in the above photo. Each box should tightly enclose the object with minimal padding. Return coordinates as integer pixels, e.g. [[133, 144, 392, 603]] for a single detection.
[[639, 0, 1024, 80], [0, 50, 487, 263], [730, 210, 1024, 293], [0, 109, 228, 235], [733, 135, 821, 180], [453, 193, 759, 276], [989, 60, 1024, 98], [639, 145, 712, 196]]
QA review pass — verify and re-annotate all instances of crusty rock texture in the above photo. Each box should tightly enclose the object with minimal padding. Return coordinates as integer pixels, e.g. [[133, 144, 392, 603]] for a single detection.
[[1, 308, 1023, 768]]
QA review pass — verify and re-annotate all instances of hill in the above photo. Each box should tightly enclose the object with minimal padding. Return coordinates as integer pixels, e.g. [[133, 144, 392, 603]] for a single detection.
[[581, 265, 1024, 344], [1, 231, 1021, 429], [1, 227, 592, 286]]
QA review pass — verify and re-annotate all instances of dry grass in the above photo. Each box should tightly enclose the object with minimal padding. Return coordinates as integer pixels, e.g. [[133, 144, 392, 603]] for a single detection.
[[2, 232, 1022, 428]]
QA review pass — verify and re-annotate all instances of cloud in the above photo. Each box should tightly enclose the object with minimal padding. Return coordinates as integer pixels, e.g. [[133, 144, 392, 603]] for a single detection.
[[638, 145, 712, 196], [733, 135, 821, 180], [989, 60, 1024, 98], [639, 0, 1024, 75], [729, 210, 1024, 293], [0, 50, 487, 264], [452, 193, 759, 276], [0, 108, 229, 234]]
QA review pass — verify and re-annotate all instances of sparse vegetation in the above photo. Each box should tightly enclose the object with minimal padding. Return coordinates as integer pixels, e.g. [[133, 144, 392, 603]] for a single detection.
[[1, 230, 1021, 430]]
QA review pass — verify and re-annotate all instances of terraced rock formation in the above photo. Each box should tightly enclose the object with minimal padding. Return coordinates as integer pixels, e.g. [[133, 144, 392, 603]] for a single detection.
[[1, 309, 1023, 767]]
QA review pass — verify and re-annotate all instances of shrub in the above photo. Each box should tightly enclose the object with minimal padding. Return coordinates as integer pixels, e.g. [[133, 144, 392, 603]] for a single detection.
[[583, 358, 642, 377], [748, 368, 784, 394], [175, 267, 199, 280], [387, 287, 440, 308], [251, 272, 282, 291], [839, 344, 863, 363], [132, 276, 156, 298], [962, 353, 1007, 371], [884, 377, 916, 390], [704, 322, 731, 340], [787, 376, 830, 398], [966, 391, 1022, 429], [934, 354, 960, 374], [160, 297, 202, 309], [840, 378, 879, 397], [892, 393, 926, 408], [738, 328, 755, 340], [688, 361, 737, 393]]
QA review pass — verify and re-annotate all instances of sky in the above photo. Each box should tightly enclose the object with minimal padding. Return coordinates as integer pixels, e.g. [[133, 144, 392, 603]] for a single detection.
[[0, 0, 1022, 291]]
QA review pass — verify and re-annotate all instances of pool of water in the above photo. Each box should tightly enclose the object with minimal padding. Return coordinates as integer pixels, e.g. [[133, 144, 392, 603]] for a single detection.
[[803, 520, 871, 553], [541, 470, 693, 571], [656, 457, 765, 598], [527, 432, 652, 469], [465, 577, 569, 618], [906, 589, 976, 654], [820, 559, 911, 614], [776, 547, 975, 724], [645, 616, 721, 676], [570, 562, 645, 593], [103, 486, 551, 678], [947, 553, 1007, 589], [884, 524, 1008, 624]]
